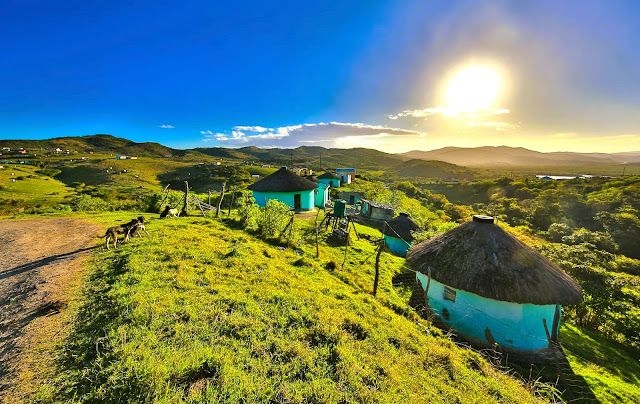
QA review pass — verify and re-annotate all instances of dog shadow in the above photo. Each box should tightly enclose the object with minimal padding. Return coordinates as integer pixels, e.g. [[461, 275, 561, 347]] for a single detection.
[[0, 245, 100, 280]]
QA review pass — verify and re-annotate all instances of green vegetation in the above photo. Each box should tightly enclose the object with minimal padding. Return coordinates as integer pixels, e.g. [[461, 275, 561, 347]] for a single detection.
[[37, 213, 539, 403], [0, 164, 72, 213], [2, 136, 639, 402], [561, 324, 640, 403]]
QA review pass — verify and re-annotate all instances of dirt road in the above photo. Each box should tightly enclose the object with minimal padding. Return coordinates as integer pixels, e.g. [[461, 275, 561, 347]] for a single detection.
[[0, 217, 101, 399]]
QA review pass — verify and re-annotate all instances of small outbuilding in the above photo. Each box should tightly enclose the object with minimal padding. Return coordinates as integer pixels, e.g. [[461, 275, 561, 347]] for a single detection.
[[317, 172, 341, 188], [248, 167, 316, 211], [315, 182, 330, 208], [382, 213, 419, 257], [407, 215, 582, 354], [360, 199, 394, 222], [339, 191, 363, 205]]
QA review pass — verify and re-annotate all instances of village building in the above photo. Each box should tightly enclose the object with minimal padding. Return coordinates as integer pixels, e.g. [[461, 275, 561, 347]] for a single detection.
[[338, 191, 363, 205], [407, 215, 582, 354], [382, 213, 419, 257], [248, 167, 316, 211], [314, 182, 330, 208], [317, 172, 341, 188], [360, 199, 394, 222], [336, 168, 356, 184]]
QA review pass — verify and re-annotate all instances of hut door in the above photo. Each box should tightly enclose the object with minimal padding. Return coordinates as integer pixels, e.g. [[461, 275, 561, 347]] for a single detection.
[[294, 194, 301, 210]]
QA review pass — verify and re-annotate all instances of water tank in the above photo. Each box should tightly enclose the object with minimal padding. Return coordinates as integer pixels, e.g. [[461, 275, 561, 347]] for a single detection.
[[334, 199, 347, 217]]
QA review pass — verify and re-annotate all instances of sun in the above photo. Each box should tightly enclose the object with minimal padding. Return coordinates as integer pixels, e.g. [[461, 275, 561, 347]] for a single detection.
[[442, 63, 504, 115]]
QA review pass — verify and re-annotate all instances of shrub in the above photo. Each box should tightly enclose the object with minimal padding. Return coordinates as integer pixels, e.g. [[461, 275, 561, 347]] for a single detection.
[[71, 194, 110, 212]]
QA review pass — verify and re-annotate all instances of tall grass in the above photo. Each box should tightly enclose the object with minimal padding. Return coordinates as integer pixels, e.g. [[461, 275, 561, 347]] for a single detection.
[[38, 214, 538, 403]]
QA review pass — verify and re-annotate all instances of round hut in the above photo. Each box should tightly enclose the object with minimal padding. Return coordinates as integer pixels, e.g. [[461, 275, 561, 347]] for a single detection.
[[248, 167, 317, 211], [407, 215, 582, 353], [382, 213, 419, 257], [317, 172, 341, 188]]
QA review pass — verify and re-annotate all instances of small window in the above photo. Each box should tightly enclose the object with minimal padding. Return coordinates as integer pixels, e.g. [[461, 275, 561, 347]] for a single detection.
[[443, 286, 457, 302]]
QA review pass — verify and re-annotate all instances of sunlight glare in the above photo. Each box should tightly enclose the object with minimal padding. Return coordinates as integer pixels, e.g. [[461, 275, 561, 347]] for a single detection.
[[443, 63, 504, 115]]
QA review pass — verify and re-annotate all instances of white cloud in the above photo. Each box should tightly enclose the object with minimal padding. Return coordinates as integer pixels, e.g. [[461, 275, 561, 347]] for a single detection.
[[200, 122, 423, 147], [159, 124, 175, 129]]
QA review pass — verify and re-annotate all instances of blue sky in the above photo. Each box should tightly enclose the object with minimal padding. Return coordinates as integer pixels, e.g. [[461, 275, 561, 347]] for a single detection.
[[1, 0, 639, 152]]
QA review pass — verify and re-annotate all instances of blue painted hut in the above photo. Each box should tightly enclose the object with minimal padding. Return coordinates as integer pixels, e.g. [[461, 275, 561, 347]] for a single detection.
[[315, 182, 330, 208], [317, 172, 341, 188], [382, 213, 419, 257], [407, 215, 582, 354], [248, 167, 316, 211]]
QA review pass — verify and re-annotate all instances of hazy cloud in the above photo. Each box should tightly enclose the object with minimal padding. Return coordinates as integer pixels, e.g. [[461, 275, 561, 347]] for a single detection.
[[201, 122, 423, 147], [388, 107, 509, 120], [159, 124, 175, 129]]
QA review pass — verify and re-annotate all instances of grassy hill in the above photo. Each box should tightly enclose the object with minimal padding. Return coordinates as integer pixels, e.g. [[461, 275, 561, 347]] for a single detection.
[[197, 146, 405, 170], [0, 164, 72, 213], [392, 159, 476, 180], [31, 213, 541, 403], [402, 146, 640, 167], [0, 134, 195, 158]]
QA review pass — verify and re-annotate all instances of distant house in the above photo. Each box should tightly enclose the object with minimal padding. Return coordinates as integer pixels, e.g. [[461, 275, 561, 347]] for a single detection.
[[1, 147, 10, 152], [17, 149, 27, 155], [247, 167, 317, 211], [336, 168, 356, 184], [338, 191, 363, 205], [116, 154, 137, 160], [54, 148, 63, 154], [407, 215, 583, 355], [293, 167, 313, 176], [382, 213, 419, 257], [317, 172, 341, 188], [360, 199, 394, 222]]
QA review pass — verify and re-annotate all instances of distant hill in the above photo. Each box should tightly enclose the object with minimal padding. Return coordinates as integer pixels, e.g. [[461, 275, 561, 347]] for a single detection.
[[392, 159, 475, 180], [197, 145, 404, 169], [401, 146, 640, 167], [0, 134, 188, 158]]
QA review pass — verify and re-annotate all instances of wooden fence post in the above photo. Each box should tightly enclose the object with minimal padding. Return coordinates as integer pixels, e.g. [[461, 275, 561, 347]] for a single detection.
[[216, 182, 226, 218], [181, 181, 189, 217], [228, 190, 235, 217], [373, 240, 384, 296]]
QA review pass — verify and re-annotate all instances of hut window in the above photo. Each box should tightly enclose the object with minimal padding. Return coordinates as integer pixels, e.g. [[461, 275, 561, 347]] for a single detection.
[[443, 286, 457, 302]]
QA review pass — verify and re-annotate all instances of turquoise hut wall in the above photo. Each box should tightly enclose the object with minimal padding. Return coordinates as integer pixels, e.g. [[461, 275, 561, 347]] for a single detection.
[[317, 178, 341, 188], [415, 273, 560, 352], [315, 184, 329, 208], [384, 235, 411, 257], [252, 190, 314, 211]]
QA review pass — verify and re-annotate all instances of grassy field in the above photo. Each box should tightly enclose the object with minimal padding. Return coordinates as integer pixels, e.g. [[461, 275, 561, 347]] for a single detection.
[[31, 212, 542, 403], [0, 164, 71, 211], [561, 324, 640, 403]]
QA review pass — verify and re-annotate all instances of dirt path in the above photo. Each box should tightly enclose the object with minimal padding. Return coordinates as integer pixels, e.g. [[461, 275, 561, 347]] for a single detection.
[[0, 217, 101, 400]]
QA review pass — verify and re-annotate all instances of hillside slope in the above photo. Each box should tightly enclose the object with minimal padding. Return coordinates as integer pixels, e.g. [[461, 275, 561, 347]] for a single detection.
[[402, 146, 640, 167], [37, 214, 541, 403], [393, 159, 475, 180], [197, 146, 405, 169], [0, 135, 190, 158]]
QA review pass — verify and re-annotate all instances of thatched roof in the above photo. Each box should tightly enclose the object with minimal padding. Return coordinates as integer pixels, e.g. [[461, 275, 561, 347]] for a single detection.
[[317, 172, 340, 180], [248, 167, 317, 192], [406, 215, 582, 305], [382, 213, 420, 241]]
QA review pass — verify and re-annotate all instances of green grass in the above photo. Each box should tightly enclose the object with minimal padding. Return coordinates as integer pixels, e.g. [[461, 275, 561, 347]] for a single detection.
[[561, 324, 640, 403], [37, 212, 540, 403], [55, 157, 194, 189], [0, 164, 71, 211]]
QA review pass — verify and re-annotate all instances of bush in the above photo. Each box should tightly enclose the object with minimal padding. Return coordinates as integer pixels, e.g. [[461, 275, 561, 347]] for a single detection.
[[256, 200, 291, 239], [71, 194, 110, 212], [547, 223, 572, 242]]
